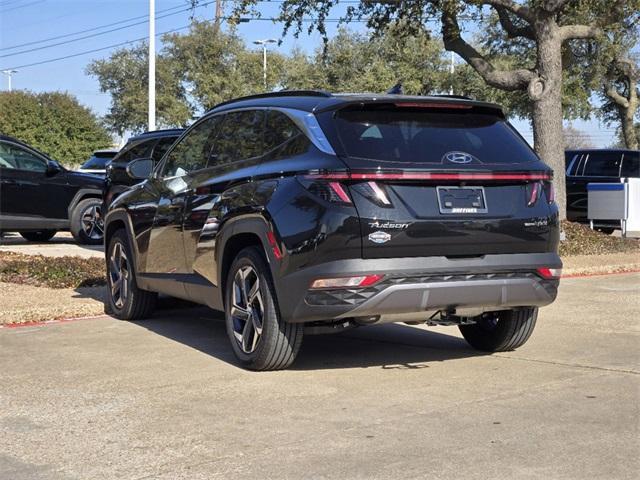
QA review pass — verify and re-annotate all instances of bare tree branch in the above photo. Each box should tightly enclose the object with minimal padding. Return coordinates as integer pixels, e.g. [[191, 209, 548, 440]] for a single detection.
[[478, 0, 534, 23], [441, 8, 535, 91], [605, 85, 630, 108], [559, 24, 603, 41], [494, 6, 534, 39]]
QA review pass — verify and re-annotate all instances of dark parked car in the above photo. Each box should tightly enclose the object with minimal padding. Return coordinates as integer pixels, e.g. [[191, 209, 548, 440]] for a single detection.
[[0, 135, 105, 244], [565, 148, 640, 232], [104, 91, 561, 370], [103, 129, 183, 210], [77, 149, 119, 175]]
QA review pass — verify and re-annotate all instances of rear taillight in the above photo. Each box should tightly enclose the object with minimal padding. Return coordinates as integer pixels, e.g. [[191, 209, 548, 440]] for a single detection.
[[310, 274, 384, 289], [300, 178, 352, 204], [543, 181, 555, 204], [526, 181, 541, 207], [536, 267, 562, 279]]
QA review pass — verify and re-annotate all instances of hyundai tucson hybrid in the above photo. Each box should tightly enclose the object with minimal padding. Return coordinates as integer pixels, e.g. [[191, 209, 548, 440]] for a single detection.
[[104, 91, 561, 370], [0, 135, 105, 244]]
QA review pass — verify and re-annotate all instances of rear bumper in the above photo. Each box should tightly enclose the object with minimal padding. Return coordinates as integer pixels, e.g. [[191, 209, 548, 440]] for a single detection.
[[276, 252, 561, 323]]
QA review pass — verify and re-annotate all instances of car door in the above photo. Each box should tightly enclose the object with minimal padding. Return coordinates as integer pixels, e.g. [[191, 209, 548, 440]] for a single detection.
[[183, 110, 266, 287], [0, 140, 73, 230], [143, 116, 221, 277]]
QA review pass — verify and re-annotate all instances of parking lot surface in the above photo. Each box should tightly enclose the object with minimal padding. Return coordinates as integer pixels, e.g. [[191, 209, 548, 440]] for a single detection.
[[0, 232, 103, 258], [1, 273, 639, 480]]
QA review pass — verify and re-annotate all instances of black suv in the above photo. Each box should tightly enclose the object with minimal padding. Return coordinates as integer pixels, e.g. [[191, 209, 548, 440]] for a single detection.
[[104, 91, 561, 370], [565, 149, 640, 232], [0, 135, 105, 244], [103, 129, 183, 210]]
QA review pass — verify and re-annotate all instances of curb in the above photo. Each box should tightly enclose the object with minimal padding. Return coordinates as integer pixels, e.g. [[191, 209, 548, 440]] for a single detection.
[[0, 314, 106, 329], [561, 268, 640, 279]]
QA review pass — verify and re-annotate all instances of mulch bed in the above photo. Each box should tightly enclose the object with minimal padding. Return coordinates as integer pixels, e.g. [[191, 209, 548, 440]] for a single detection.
[[559, 221, 640, 257]]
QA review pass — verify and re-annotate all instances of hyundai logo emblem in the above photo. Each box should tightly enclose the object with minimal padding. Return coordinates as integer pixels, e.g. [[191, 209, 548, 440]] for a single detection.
[[443, 151, 480, 164]]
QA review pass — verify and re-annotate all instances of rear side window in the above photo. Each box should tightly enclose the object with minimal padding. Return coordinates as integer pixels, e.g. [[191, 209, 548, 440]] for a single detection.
[[151, 137, 177, 162], [332, 107, 539, 164], [81, 155, 112, 169], [583, 152, 622, 177], [621, 153, 640, 178], [264, 111, 311, 160], [211, 110, 264, 165]]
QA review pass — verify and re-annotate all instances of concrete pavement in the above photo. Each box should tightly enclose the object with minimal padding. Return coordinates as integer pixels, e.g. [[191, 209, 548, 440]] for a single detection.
[[0, 232, 103, 258], [1, 273, 639, 479]]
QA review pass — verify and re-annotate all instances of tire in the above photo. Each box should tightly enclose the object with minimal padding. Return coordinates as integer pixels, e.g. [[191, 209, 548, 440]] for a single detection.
[[106, 229, 157, 320], [596, 227, 615, 235], [225, 246, 303, 371], [70, 198, 104, 245], [19, 230, 56, 242], [459, 307, 538, 352]]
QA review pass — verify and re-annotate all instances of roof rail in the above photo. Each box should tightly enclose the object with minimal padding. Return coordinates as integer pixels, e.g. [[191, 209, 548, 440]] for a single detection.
[[209, 90, 332, 111]]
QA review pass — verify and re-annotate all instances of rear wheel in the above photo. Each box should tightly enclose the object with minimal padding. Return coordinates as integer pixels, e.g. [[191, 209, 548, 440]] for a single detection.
[[70, 198, 104, 245], [596, 227, 615, 235], [19, 230, 56, 242], [225, 247, 303, 371], [106, 229, 156, 320], [459, 308, 538, 352]]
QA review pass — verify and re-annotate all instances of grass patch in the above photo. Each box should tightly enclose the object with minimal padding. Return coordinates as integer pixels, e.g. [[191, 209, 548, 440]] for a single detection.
[[560, 221, 640, 257], [0, 251, 105, 289]]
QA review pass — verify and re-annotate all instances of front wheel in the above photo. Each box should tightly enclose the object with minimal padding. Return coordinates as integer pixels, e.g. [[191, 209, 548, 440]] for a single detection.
[[70, 198, 104, 245], [225, 247, 303, 371], [19, 230, 56, 242], [106, 229, 157, 320], [459, 308, 538, 352]]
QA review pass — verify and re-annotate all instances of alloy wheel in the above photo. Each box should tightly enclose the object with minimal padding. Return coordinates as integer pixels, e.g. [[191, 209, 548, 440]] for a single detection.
[[82, 204, 104, 240], [230, 266, 264, 354], [109, 241, 130, 309]]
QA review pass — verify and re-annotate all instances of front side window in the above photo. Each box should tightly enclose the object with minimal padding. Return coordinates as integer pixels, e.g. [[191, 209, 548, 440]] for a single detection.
[[151, 137, 178, 163], [210, 110, 264, 166], [264, 111, 311, 160], [583, 152, 623, 177], [163, 117, 220, 177], [0, 141, 47, 172]]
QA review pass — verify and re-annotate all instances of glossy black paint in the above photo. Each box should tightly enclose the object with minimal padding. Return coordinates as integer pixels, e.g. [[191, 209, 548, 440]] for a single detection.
[[105, 93, 561, 324], [0, 135, 103, 232], [103, 129, 183, 212], [565, 149, 639, 223]]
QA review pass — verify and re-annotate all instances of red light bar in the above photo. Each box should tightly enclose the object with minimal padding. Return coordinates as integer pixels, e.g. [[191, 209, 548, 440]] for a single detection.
[[394, 102, 473, 110], [306, 172, 552, 181]]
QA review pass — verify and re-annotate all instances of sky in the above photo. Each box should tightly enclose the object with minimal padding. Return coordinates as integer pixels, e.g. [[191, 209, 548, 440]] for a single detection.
[[0, 0, 620, 146]]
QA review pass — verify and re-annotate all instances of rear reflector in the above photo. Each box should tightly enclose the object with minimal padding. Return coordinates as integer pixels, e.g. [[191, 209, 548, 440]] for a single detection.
[[306, 172, 552, 182], [310, 274, 384, 289], [266, 231, 283, 260], [536, 267, 562, 279]]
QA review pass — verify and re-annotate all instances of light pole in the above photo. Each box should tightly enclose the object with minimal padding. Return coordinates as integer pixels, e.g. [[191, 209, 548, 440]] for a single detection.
[[253, 39, 277, 89], [2, 69, 18, 92], [148, 0, 156, 131]]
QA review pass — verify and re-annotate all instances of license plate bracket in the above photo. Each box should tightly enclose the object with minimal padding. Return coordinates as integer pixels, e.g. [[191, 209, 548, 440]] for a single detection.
[[436, 186, 488, 214]]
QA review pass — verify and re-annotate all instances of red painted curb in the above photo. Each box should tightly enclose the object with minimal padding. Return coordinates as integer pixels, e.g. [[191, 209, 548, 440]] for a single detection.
[[0, 314, 106, 329], [561, 269, 640, 279]]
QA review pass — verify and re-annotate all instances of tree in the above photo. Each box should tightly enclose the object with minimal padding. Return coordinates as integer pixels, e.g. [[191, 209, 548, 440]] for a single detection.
[[601, 55, 639, 150], [87, 43, 192, 135], [0, 91, 112, 167], [563, 124, 594, 149], [232, 0, 639, 219]]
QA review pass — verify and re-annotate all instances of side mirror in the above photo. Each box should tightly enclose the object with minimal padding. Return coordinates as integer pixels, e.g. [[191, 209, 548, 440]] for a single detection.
[[126, 157, 154, 180], [45, 160, 62, 177]]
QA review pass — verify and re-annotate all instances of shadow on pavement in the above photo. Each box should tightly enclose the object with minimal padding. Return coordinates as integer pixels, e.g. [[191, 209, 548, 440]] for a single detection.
[[130, 306, 482, 370]]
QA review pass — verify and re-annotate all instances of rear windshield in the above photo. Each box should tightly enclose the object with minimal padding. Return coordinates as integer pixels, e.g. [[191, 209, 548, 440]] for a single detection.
[[332, 108, 539, 165]]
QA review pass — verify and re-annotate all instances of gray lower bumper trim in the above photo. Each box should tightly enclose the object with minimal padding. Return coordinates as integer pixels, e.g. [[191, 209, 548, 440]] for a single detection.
[[337, 277, 555, 319]]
